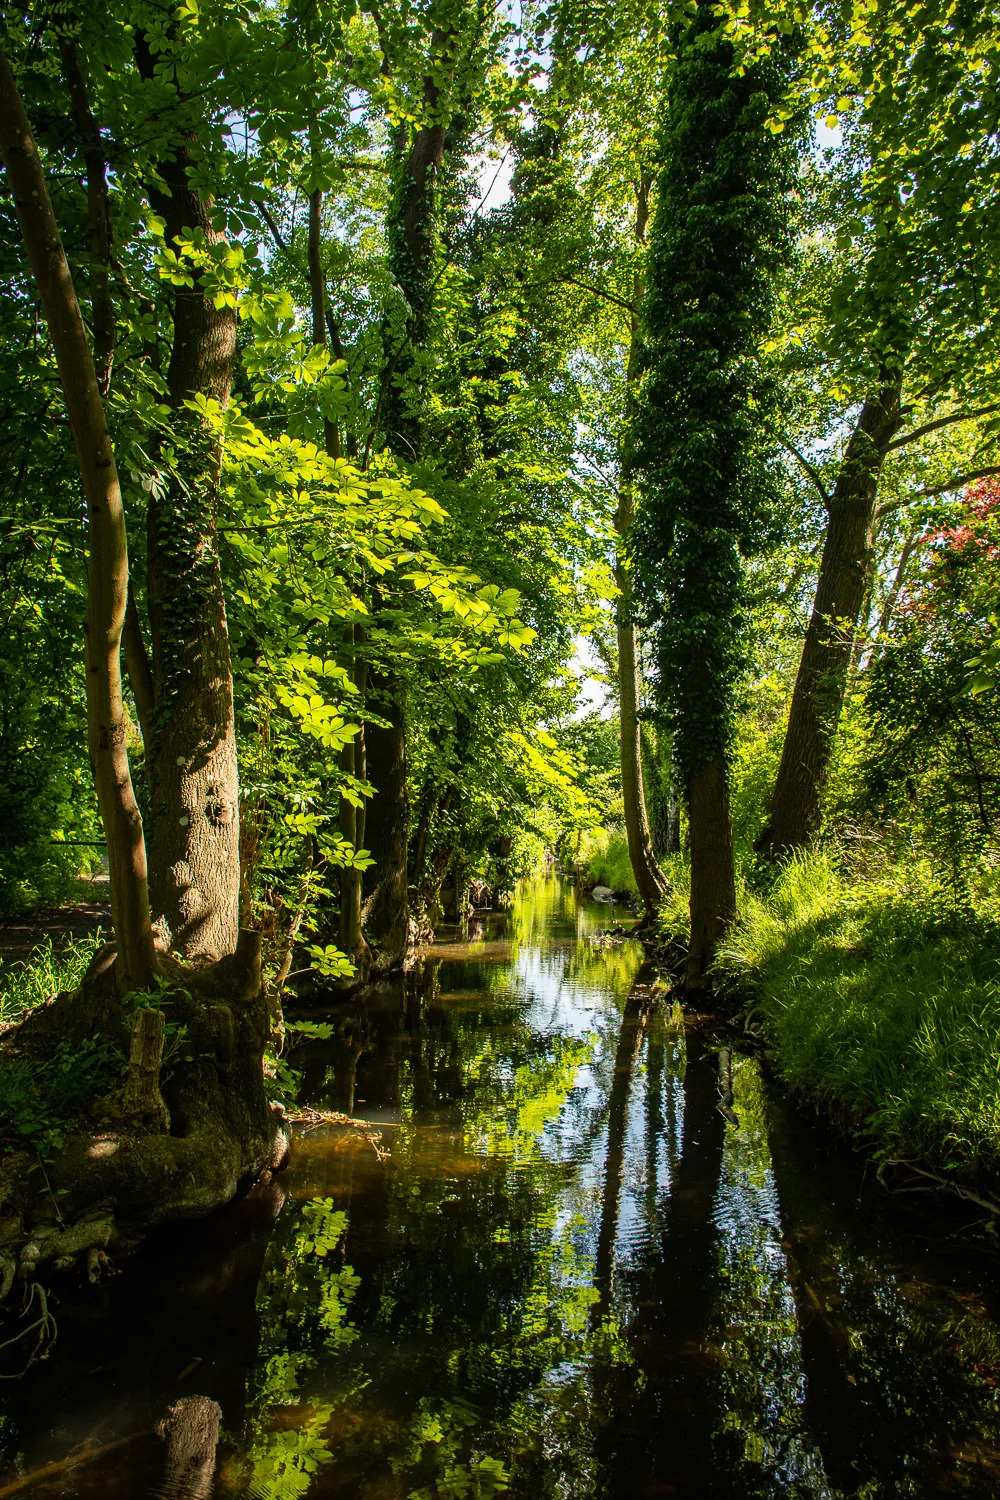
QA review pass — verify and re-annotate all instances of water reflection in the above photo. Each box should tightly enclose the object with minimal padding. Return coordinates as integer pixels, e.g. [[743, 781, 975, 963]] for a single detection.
[[1, 876, 999, 1498]]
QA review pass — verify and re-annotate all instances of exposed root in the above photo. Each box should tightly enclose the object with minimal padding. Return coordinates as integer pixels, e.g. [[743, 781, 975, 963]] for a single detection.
[[0, 1281, 57, 1377], [0, 928, 287, 1286]]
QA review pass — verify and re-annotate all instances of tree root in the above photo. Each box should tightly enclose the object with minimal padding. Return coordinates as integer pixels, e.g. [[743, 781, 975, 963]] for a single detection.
[[876, 1157, 1000, 1222], [0, 929, 289, 1291], [0, 1282, 57, 1377]]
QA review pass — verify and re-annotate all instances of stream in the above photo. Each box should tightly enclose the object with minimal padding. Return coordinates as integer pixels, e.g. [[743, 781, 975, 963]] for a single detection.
[[1, 876, 999, 1498]]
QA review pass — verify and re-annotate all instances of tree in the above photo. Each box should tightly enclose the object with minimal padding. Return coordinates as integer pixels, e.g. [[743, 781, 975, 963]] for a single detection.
[[630, 0, 796, 984], [0, 44, 155, 991], [757, 0, 1000, 854]]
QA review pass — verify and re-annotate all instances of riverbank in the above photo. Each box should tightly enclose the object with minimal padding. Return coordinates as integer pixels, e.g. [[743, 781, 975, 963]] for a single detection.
[[652, 851, 1000, 1195]]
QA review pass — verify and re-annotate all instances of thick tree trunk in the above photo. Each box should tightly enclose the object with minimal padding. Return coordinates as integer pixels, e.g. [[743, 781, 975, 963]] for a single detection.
[[143, 146, 241, 959], [0, 47, 155, 992], [685, 757, 736, 988], [757, 382, 902, 856], [360, 677, 410, 968]]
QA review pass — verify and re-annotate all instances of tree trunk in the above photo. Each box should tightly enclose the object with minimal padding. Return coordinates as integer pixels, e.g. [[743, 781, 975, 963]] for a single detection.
[[616, 523, 667, 915], [360, 676, 409, 968], [756, 381, 902, 856], [685, 757, 736, 988], [142, 141, 241, 959], [615, 174, 666, 917], [0, 47, 155, 992], [156, 1397, 221, 1500]]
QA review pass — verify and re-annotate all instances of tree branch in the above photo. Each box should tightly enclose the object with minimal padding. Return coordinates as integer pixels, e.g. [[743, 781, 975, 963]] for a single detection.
[[876, 465, 1000, 517], [885, 404, 1000, 451], [775, 434, 831, 507]]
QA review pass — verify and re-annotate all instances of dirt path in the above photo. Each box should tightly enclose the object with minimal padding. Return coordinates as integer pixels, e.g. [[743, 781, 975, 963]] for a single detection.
[[0, 884, 111, 963]]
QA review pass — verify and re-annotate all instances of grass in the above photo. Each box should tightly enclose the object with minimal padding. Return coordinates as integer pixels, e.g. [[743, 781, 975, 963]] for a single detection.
[[0, 931, 105, 1029], [712, 854, 1000, 1179]]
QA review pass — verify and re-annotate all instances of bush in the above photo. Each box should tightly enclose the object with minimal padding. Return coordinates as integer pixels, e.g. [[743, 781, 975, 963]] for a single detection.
[[715, 853, 1000, 1178]]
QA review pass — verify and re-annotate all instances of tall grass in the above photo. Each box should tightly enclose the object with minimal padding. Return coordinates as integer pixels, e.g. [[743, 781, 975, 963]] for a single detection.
[[0, 931, 104, 1030], [715, 854, 1000, 1177]]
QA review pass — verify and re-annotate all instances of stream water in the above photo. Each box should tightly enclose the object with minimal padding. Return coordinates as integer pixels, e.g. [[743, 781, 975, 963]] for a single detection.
[[1, 877, 1000, 1498]]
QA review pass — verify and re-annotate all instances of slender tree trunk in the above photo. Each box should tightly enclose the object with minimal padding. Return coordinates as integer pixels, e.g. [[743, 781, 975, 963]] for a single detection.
[[305, 172, 365, 968], [141, 139, 240, 959], [616, 514, 668, 915], [360, 677, 409, 968], [615, 175, 666, 918], [359, 29, 456, 962], [0, 47, 154, 990], [757, 381, 902, 856], [686, 758, 736, 988], [56, 32, 115, 396]]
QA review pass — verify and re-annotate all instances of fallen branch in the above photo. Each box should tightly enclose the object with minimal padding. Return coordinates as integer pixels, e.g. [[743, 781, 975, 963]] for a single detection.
[[0, 1434, 139, 1497], [287, 1105, 391, 1159]]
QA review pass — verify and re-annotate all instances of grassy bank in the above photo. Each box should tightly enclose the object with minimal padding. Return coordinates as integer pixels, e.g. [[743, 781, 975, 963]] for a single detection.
[[583, 830, 638, 896], [659, 853, 1000, 1182]]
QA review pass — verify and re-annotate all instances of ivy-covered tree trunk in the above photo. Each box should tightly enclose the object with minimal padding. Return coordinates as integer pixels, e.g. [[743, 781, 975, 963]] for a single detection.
[[0, 47, 155, 992], [630, 0, 794, 986], [756, 381, 902, 855], [143, 146, 241, 961]]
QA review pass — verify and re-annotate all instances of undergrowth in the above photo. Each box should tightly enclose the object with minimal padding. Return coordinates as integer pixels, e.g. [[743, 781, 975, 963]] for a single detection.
[[711, 853, 1000, 1179]]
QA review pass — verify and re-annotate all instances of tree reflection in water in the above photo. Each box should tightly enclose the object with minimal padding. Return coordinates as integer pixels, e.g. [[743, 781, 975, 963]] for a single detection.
[[6, 878, 997, 1499], [221, 879, 1000, 1499]]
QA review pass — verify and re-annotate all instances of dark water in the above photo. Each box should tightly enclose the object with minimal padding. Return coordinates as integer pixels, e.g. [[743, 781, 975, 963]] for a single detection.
[[1, 877, 1000, 1498]]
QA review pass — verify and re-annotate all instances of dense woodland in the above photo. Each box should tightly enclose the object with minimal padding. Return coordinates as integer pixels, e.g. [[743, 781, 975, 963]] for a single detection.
[[1, 0, 999, 1284]]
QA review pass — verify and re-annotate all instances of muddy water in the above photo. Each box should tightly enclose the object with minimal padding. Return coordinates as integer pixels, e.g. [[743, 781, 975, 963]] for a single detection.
[[1, 877, 999, 1498]]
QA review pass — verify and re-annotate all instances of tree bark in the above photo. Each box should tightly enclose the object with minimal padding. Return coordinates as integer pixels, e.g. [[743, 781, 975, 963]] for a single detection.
[[685, 757, 736, 988], [142, 129, 241, 959], [757, 381, 903, 856], [360, 676, 409, 968], [0, 46, 154, 992]]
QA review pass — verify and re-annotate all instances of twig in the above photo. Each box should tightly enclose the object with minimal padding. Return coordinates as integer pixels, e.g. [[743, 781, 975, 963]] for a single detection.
[[877, 1157, 1000, 1220], [287, 1105, 392, 1158]]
